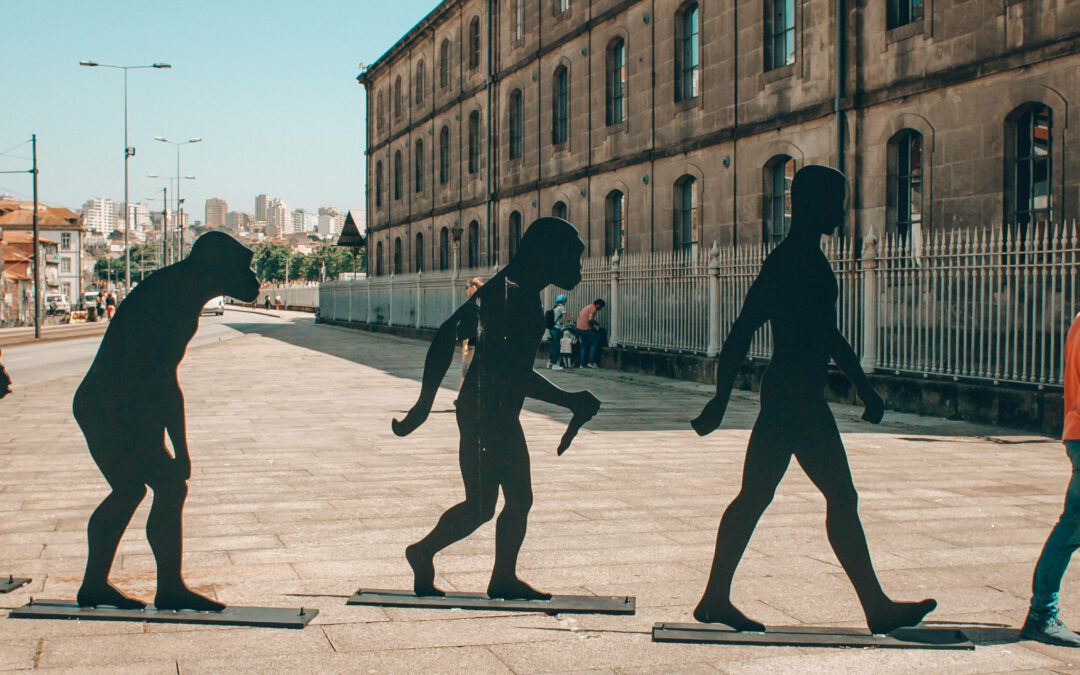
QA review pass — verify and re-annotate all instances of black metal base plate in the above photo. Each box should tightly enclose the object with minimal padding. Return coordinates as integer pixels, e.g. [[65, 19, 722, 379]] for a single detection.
[[349, 588, 636, 615], [0, 577, 30, 594], [652, 623, 974, 650], [8, 600, 318, 629]]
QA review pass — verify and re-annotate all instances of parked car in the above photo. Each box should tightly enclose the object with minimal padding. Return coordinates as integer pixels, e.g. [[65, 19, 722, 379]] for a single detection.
[[201, 295, 226, 316], [44, 292, 71, 315]]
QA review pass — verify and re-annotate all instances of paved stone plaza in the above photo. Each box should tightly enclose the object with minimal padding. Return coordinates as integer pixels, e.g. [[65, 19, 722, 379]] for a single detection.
[[2, 315, 1080, 673]]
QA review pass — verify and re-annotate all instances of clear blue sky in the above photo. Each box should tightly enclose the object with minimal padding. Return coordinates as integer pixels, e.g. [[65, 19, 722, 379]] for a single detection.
[[0, 0, 434, 222]]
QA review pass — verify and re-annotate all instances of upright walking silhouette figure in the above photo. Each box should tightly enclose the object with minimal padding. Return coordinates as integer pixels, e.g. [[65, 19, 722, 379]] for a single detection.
[[73, 232, 260, 610], [393, 217, 601, 600], [690, 165, 936, 635]]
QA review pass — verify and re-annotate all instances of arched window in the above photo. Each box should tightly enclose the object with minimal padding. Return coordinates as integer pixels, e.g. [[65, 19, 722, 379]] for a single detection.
[[439, 39, 450, 89], [605, 190, 625, 256], [765, 0, 795, 71], [468, 220, 480, 267], [375, 160, 384, 208], [887, 0, 923, 29], [675, 3, 700, 102], [469, 17, 481, 70], [763, 155, 794, 243], [509, 211, 522, 259], [552, 66, 569, 145], [376, 91, 386, 130], [887, 130, 923, 244], [552, 201, 567, 220], [439, 226, 450, 270], [509, 89, 523, 160], [1007, 103, 1053, 236], [468, 110, 480, 174], [415, 232, 424, 272], [415, 61, 425, 105], [414, 139, 424, 193], [376, 240, 385, 276], [674, 175, 699, 252], [394, 76, 402, 118], [393, 237, 402, 274], [439, 125, 450, 185], [393, 150, 402, 201], [606, 38, 626, 126], [511, 0, 524, 42]]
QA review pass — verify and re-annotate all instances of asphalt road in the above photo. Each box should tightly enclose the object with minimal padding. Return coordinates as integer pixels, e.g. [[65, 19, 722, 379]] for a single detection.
[[0, 308, 294, 390]]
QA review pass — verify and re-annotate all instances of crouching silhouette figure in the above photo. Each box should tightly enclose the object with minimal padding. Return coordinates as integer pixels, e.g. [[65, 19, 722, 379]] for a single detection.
[[690, 165, 936, 635], [73, 232, 260, 610], [393, 217, 601, 600]]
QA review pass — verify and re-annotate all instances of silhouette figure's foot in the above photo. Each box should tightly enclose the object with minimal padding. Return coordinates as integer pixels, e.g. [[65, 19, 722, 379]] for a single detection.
[[865, 598, 936, 635], [406, 543, 445, 597], [154, 586, 225, 612], [487, 576, 551, 601], [693, 598, 765, 632], [77, 583, 146, 610]]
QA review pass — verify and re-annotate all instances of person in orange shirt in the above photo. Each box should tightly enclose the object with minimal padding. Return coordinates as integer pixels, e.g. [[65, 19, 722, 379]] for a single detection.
[[575, 298, 605, 368], [1022, 313, 1080, 647]]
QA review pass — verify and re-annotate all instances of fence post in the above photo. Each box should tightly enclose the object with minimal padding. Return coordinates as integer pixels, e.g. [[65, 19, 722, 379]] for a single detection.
[[366, 276, 372, 324], [346, 280, 352, 323], [707, 241, 721, 357], [860, 234, 878, 372], [609, 251, 620, 346]]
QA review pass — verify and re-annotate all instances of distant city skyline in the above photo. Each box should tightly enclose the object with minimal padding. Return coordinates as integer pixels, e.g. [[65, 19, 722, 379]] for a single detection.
[[0, 1, 437, 222]]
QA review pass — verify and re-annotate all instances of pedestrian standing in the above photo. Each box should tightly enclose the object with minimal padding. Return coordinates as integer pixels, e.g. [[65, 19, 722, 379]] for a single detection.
[[559, 330, 575, 369], [1021, 312, 1080, 647], [275, 293, 282, 310], [105, 292, 116, 320], [546, 295, 568, 370], [575, 299, 605, 368]]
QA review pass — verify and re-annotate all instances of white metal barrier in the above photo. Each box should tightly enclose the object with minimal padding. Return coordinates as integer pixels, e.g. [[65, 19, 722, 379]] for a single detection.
[[318, 222, 1080, 388]]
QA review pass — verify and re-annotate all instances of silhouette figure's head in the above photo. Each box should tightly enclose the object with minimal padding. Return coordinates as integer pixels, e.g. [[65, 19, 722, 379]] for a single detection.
[[510, 217, 585, 291], [186, 232, 261, 303], [0, 347, 11, 400], [790, 165, 847, 238]]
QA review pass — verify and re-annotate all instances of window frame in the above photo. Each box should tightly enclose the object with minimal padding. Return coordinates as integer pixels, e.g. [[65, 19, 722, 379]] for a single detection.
[[606, 38, 626, 126], [552, 66, 569, 146], [605, 190, 626, 257], [393, 150, 403, 201], [468, 220, 480, 267], [509, 89, 523, 161], [764, 0, 796, 72], [675, 2, 700, 103], [674, 175, 699, 252], [1009, 104, 1053, 234], [439, 125, 450, 186], [886, 0, 924, 30], [511, 0, 524, 43], [394, 76, 402, 119], [763, 155, 794, 244], [509, 211, 522, 260], [468, 110, 480, 174], [469, 17, 481, 70], [375, 160, 384, 208], [415, 61, 425, 105], [415, 232, 425, 272], [414, 139, 424, 193], [439, 39, 451, 89], [439, 226, 450, 270]]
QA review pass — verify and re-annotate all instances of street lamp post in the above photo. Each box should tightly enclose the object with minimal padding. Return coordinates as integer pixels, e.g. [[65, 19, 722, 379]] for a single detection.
[[155, 137, 201, 261], [79, 60, 171, 293], [147, 173, 194, 263]]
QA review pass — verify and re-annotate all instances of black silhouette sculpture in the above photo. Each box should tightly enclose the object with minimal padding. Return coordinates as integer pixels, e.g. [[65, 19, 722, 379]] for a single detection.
[[690, 165, 936, 635], [72, 232, 260, 611], [0, 348, 11, 400], [0, 347, 30, 594], [393, 217, 601, 600]]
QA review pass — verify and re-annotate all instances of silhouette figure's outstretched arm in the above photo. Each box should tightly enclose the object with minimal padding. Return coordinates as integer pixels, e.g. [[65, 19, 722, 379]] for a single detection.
[[392, 301, 475, 437], [828, 327, 885, 424], [521, 371, 601, 455], [692, 277, 771, 436], [164, 383, 191, 479]]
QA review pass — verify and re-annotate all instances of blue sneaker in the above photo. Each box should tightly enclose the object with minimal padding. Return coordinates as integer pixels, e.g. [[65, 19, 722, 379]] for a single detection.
[[1021, 613, 1080, 647]]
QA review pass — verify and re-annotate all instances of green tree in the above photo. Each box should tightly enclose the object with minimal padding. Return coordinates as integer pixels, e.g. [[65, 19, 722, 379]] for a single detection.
[[253, 244, 289, 282]]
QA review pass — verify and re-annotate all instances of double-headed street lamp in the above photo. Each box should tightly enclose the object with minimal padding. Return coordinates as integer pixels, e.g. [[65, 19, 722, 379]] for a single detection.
[[147, 173, 195, 264], [155, 137, 201, 259], [79, 59, 171, 292]]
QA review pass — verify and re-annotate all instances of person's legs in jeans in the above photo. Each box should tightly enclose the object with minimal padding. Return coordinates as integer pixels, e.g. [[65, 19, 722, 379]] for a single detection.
[[576, 330, 591, 367], [1030, 441, 1080, 619], [548, 328, 561, 366]]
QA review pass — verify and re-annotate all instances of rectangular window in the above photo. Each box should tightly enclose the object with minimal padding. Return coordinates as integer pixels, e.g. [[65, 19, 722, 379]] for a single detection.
[[553, 68, 568, 145], [765, 0, 795, 71], [606, 40, 626, 125], [887, 0, 923, 29], [61, 257, 72, 273], [61, 233, 71, 250], [676, 5, 700, 102], [509, 92, 523, 160], [512, 0, 523, 42]]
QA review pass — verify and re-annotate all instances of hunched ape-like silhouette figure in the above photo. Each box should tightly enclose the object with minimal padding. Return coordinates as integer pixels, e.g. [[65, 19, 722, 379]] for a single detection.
[[690, 165, 936, 635], [0, 348, 11, 400], [393, 217, 601, 600], [73, 232, 260, 610]]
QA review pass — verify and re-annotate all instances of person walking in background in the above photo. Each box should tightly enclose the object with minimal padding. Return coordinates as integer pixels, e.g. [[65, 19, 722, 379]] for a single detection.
[[104, 292, 116, 320], [96, 292, 105, 321], [264, 295, 271, 311], [575, 299, 605, 368], [459, 277, 483, 386], [1020, 312, 1080, 647], [546, 295, 568, 370], [275, 293, 282, 311]]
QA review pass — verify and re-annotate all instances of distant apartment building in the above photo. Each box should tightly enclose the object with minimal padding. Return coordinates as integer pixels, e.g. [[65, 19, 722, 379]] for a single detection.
[[267, 198, 290, 237], [318, 207, 346, 237], [126, 203, 151, 233], [80, 198, 121, 235], [358, 0, 1080, 276], [0, 203, 84, 304], [205, 198, 228, 229], [226, 211, 254, 233], [255, 194, 272, 222]]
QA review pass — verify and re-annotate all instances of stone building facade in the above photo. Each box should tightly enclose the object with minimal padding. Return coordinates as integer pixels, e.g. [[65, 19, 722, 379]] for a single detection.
[[358, 0, 1080, 275]]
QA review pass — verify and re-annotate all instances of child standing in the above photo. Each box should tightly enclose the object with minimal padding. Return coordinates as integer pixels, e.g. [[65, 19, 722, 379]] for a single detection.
[[559, 330, 576, 369]]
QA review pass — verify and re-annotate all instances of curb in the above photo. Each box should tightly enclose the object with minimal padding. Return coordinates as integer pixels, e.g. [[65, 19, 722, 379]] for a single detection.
[[0, 323, 109, 348]]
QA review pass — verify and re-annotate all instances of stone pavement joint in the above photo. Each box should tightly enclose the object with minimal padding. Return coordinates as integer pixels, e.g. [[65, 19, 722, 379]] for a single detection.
[[0, 318, 1076, 673]]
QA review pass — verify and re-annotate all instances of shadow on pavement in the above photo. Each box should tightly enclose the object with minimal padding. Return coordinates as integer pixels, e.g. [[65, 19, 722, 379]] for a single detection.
[[223, 318, 1047, 439]]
